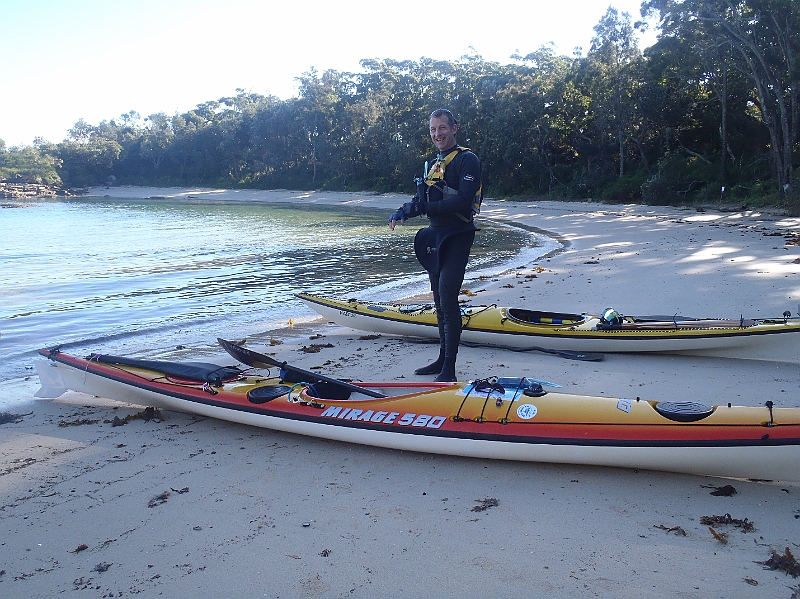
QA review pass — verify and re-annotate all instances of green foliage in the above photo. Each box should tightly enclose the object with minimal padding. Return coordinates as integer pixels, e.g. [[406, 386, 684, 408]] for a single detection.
[[31, 2, 798, 209], [641, 153, 714, 205], [57, 138, 121, 187], [601, 173, 649, 204], [0, 142, 62, 185]]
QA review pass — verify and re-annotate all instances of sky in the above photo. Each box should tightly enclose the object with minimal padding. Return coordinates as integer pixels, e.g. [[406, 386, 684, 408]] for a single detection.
[[0, 0, 658, 148]]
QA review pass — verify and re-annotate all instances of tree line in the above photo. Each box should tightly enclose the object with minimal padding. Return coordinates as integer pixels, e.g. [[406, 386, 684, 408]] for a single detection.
[[1, 1, 798, 212]]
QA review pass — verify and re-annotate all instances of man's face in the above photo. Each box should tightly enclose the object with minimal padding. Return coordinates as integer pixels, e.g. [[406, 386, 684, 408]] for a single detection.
[[430, 116, 457, 152]]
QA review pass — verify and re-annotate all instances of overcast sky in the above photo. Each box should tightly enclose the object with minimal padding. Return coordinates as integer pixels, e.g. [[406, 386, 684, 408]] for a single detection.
[[0, 0, 657, 147]]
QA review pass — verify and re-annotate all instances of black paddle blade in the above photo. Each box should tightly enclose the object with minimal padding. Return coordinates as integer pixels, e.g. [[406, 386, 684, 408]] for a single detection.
[[217, 338, 388, 399], [217, 338, 280, 370]]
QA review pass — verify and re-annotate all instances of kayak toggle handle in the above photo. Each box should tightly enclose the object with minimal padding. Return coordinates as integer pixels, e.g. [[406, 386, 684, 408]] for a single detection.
[[765, 400, 774, 427]]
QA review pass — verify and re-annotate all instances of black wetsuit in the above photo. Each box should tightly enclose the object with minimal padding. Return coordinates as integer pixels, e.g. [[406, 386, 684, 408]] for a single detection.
[[413, 146, 481, 381]]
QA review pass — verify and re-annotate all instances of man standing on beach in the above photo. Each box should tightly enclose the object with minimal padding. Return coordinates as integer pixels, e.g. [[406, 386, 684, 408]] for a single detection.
[[388, 108, 482, 382]]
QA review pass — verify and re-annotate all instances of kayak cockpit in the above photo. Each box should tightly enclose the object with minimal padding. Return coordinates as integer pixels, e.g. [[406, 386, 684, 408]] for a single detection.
[[505, 308, 586, 326], [247, 380, 457, 404]]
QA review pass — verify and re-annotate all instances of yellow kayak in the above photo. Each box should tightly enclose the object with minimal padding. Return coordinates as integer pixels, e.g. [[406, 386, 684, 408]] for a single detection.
[[297, 292, 800, 356]]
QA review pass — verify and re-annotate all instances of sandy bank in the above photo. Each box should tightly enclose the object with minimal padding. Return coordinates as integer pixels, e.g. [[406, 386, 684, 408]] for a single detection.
[[2, 186, 800, 598]]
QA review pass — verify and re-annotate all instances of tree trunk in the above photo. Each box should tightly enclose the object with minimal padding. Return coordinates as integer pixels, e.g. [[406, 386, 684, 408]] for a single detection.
[[719, 61, 728, 183]]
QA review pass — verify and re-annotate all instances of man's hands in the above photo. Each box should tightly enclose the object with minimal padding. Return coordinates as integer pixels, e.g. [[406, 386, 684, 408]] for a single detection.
[[389, 176, 431, 230], [388, 199, 426, 230], [388, 207, 406, 230]]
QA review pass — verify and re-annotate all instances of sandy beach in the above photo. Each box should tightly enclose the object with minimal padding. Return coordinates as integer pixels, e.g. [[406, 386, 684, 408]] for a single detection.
[[3, 186, 800, 598]]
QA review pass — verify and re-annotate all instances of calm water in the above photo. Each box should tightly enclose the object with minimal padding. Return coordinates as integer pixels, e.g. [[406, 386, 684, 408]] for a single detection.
[[1, 196, 555, 385]]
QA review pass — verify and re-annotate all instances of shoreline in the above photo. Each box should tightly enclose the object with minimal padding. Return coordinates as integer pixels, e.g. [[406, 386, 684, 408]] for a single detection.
[[0, 189, 561, 391], [85, 186, 800, 334], [87, 185, 572, 291], [2, 186, 800, 598]]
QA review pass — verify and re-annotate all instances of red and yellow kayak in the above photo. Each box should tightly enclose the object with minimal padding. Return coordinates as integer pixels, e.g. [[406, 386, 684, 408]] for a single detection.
[[35, 344, 800, 481]]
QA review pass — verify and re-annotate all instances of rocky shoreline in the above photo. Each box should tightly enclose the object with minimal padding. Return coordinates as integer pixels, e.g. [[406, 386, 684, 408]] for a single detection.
[[0, 182, 86, 199]]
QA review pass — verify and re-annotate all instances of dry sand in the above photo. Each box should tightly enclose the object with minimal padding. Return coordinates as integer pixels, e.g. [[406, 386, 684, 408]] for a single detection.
[[2, 186, 800, 598]]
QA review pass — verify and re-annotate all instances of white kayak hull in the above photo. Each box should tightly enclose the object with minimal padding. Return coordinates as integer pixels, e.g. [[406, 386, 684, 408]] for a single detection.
[[298, 293, 800, 357]]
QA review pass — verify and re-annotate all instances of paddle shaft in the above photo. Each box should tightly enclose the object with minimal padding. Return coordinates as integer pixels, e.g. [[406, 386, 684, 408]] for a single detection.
[[217, 338, 388, 398], [459, 340, 604, 362]]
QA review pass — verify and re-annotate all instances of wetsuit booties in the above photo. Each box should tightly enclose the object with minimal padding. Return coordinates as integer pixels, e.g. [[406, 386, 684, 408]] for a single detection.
[[433, 357, 457, 382], [415, 321, 459, 382], [414, 353, 456, 381], [414, 323, 446, 375], [414, 358, 443, 375], [433, 310, 461, 382]]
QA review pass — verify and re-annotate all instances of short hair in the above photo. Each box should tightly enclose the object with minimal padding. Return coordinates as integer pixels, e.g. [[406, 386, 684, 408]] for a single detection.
[[429, 108, 457, 127]]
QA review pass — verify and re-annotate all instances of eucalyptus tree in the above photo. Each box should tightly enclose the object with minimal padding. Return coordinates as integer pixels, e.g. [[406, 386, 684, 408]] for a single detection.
[[481, 47, 584, 195], [212, 90, 277, 184], [67, 119, 94, 144], [444, 53, 508, 168], [57, 119, 122, 187], [643, 25, 763, 206], [169, 102, 229, 184], [166, 113, 196, 182], [644, 0, 800, 200], [295, 68, 355, 186], [248, 99, 303, 186], [353, 58, 433, 190], [584, 7, 646, 181], [140, 112, 174, 174], [337, 84, 392, 190]]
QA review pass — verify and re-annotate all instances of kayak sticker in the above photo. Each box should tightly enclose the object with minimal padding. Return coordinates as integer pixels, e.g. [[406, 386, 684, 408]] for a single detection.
[[516, 404, 538, 419], [320, 406, 446, 429], [617, 398, 633, 413]]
